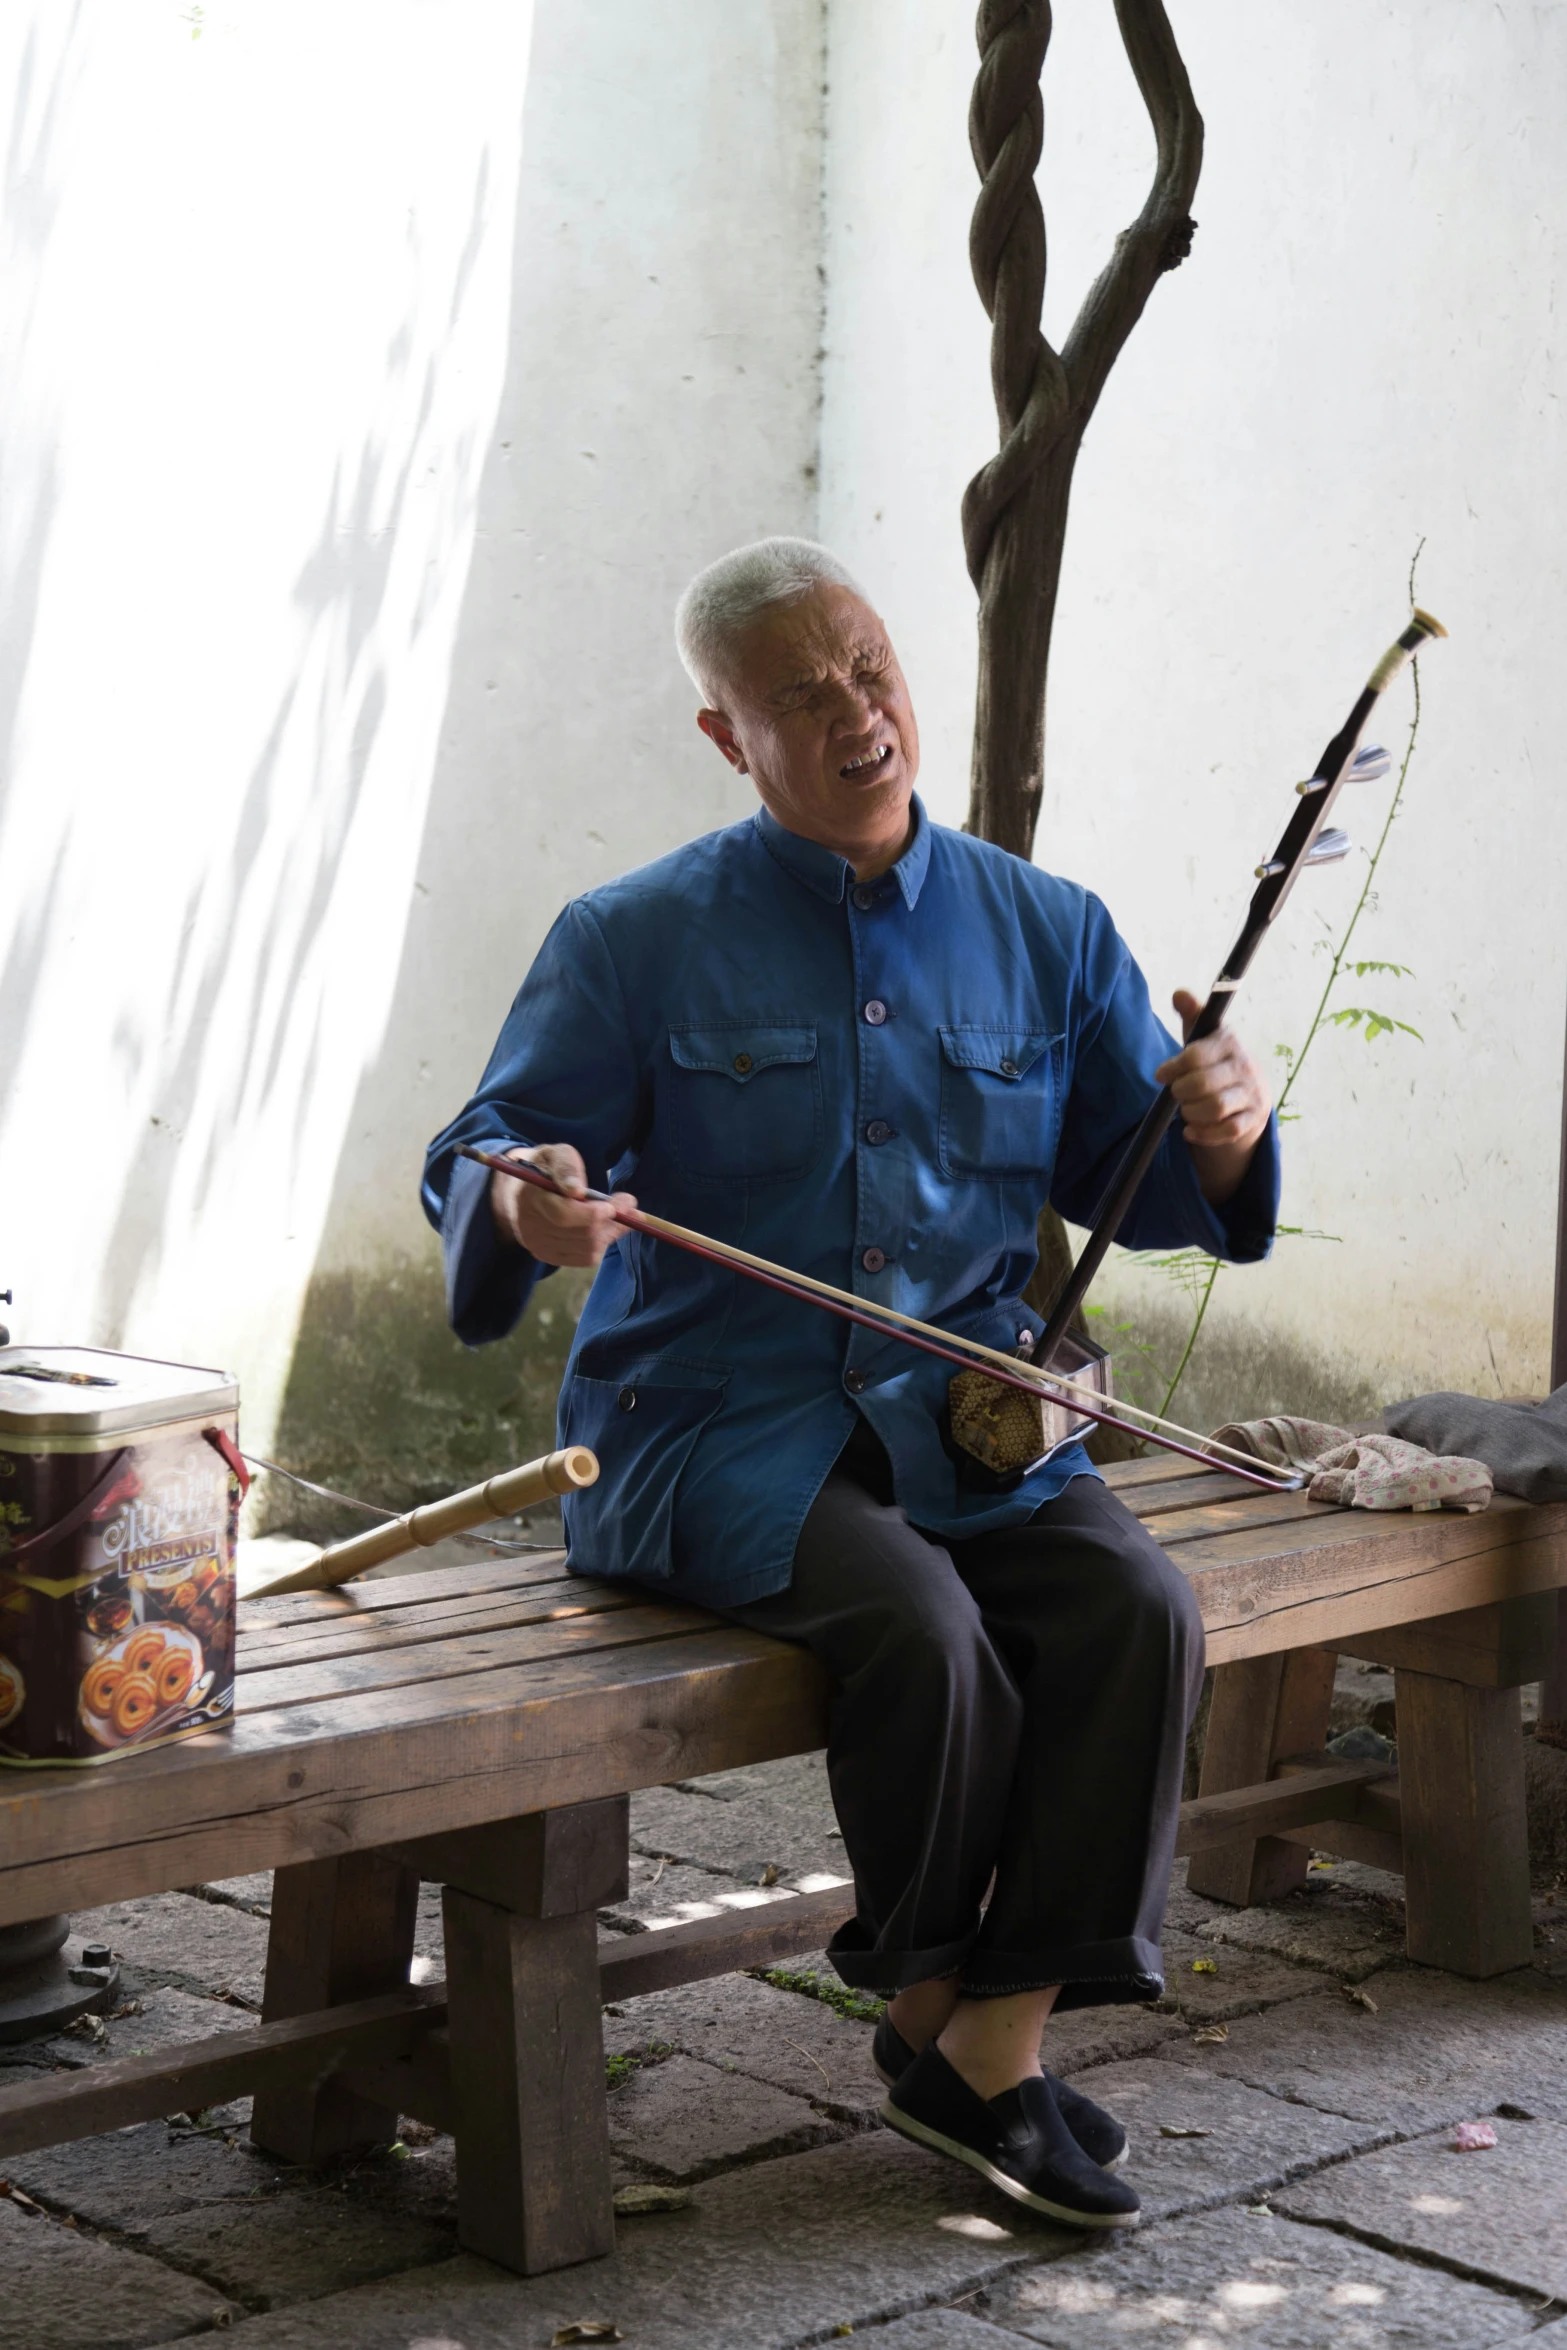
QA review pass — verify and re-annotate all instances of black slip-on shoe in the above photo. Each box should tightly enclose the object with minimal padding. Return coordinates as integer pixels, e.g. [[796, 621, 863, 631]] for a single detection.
[[880, 2046, 1141, 2228], [872, 2015, 916, 2088], [873, 2020, 1128, 2173], [1052, 2076, 1130, 2172]]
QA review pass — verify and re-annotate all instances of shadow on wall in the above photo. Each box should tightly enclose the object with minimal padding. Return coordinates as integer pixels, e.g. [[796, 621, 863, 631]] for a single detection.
[[95, 152, 497, 1351], [0, 16, 73, 1113], [270, 1, 825, 1502]]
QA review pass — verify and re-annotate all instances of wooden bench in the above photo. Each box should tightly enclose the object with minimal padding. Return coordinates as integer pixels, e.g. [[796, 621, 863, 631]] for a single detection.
[[1, 1453, 1563, 2274]]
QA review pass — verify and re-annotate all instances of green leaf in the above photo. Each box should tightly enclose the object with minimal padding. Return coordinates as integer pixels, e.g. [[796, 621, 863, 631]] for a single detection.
[[1326, 1007, 1423, 1043], [1350, 959, 1415, 980]]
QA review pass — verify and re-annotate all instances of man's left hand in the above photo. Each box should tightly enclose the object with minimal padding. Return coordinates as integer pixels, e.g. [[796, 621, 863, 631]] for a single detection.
[[1156, 989, 1272, 1206]]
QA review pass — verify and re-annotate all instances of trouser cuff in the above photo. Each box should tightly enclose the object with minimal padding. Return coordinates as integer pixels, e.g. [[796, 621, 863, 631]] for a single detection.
[[825, 1915, 976, 1994], [959, 1933, 1164, 2008]]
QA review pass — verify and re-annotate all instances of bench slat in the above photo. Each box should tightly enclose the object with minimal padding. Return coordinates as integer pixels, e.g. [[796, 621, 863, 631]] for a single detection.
[[238, 1570, 592, 1659], [243, 1550, 572, 1626], [239, 1600, 718, 1711], [0, 1630, 832, 1922]]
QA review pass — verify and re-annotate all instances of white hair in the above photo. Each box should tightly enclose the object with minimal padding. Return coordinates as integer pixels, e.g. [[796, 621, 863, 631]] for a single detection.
[[674, 537, 867, 698]]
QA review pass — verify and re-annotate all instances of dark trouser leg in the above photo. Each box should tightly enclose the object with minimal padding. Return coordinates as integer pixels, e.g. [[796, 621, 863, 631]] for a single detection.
[[732, 1446, 1024, 1989], [951, 1477, 1206, 2003], [730, 1443, 1204, 2009]]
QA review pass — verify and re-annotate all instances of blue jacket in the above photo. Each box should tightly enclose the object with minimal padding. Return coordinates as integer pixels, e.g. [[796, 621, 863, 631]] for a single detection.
[[423, 799, 1280, 1605]]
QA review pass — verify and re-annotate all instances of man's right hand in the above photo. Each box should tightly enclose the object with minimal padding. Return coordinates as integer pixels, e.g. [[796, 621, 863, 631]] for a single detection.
[[488, 1143, 636, 1268]]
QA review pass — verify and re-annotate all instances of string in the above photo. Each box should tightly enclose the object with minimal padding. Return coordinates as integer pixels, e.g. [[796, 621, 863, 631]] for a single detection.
[[459, 1147, 1303, 1493]]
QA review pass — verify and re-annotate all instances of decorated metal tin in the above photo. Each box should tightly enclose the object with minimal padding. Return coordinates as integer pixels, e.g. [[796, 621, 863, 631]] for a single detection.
[[0, 1348, 241, 1767]]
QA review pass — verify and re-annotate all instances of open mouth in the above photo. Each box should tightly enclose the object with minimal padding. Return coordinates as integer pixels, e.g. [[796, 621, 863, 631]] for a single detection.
[[840, 743, 894, 780]]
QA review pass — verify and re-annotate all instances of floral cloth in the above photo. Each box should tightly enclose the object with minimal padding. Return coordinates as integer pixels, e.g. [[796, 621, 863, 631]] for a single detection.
[[1209, 1415, 1492, 1514]]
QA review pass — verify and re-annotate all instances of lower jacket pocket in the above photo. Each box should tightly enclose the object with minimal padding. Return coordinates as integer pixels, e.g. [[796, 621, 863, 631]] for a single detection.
[[561, 1364, 727, 1582]]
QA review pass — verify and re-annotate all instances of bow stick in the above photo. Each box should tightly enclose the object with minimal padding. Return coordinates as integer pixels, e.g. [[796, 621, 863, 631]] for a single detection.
[[458, 1145, 1301, 1490], [1035, 607, 1447, 1371]]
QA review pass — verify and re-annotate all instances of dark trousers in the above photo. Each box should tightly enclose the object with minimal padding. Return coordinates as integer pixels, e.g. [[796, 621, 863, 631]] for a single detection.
[[727, 1420, 1205, 2006]]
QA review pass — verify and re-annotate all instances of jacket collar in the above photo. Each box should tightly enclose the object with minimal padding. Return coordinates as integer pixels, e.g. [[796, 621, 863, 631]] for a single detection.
[[753, 794, 931, 910]]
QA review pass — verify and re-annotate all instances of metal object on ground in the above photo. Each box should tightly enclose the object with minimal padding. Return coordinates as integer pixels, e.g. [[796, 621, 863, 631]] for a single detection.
[[0, 1916, 120, 2046]]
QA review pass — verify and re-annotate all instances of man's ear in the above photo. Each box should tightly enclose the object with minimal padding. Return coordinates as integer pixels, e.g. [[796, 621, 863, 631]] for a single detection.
[[697, 707, 747, 773]]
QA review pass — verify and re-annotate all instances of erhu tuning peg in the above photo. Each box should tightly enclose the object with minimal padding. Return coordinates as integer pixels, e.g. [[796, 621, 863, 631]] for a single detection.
[[1295, 744, 1390, 797], [1255, 826, 1353, 881]]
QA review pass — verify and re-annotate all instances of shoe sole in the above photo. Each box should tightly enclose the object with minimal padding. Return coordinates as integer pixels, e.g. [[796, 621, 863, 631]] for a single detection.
[[874, 2057, 1130, 2173], [877, 2097, 1140, 2228]]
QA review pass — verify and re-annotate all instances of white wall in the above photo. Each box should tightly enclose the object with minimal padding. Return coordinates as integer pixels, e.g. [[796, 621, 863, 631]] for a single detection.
[[820, 0, 1567, 1398], [318, 0, 827, 1277], [7, 0, 1561, 1459], [2, 0, 826, 1447]]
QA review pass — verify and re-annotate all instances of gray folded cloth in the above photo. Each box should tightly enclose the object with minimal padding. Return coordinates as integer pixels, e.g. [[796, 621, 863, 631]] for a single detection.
[[1383, 1382, 1567, 1503]]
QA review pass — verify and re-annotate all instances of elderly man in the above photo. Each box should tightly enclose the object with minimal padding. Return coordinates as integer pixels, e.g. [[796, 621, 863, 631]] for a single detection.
[[423, 539, 1277, 2229]]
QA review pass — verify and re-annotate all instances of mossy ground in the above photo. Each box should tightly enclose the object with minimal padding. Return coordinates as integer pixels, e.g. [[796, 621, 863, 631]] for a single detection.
[[756, 1964, 885, 2023]]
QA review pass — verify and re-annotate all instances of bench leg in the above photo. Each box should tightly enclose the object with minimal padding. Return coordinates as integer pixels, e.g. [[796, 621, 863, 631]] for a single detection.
[[250, 1849, 418, 2165], [1186, 1649, 1337, 1905], [1397, 1669, 1533, 1976], [444, 1890, 615, 2273]]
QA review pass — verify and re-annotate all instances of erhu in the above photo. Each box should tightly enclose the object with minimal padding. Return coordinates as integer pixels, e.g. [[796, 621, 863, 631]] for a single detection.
[[465, 609, 1446, 1496]]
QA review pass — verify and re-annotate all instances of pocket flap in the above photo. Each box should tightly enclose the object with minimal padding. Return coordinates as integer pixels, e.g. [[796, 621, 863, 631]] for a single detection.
[[669, 1025, 818, 1084], [938, 1027, 1058, 1082]]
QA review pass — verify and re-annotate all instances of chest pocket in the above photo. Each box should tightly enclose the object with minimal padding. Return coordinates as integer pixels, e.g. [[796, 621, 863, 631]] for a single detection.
[[938, 1027, 1063, 1178], [667, 1024, 822, 1182]]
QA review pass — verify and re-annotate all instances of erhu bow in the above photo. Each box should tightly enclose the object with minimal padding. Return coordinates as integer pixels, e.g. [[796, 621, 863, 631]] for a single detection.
[[464, 607, 1445, 1496]]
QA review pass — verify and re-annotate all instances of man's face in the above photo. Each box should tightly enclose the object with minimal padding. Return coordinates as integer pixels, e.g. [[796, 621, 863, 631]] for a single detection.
[[697, 584, 920, 851]]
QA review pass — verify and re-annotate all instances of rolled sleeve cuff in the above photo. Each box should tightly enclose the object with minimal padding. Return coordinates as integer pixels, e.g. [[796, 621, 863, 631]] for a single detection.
[[442, 1148, 544, 1345], [1147, 1111, 1281, 1266]]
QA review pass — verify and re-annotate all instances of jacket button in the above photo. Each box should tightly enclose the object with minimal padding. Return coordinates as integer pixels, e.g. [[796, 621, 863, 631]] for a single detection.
[[845, 1369, 867, 1395], [851, 885, 875, 911], [999, 1057, 1019, 1078], [732, 1051, 753, 1074], [864, 1119, 892, 1146], [863, 999, 888, 1026], [861, 1246, 887, 1273], [617, 1387, 637, 1412]]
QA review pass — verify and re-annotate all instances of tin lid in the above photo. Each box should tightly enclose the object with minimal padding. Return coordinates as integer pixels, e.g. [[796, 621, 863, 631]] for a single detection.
[[0, 1347, 239, 1439]]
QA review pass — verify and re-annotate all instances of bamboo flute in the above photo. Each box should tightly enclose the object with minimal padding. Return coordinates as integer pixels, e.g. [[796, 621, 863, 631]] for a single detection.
[[246, 1446, 599, 1599]]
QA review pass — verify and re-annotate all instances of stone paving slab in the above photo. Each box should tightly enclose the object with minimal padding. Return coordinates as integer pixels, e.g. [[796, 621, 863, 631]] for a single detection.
[[1275, 2117, 1567, 2302], [606, 2048, 842, 2180], [853, 2311, 1035, 2346], [214, 2133, 1078, 2350], [982, 2204, 1539, 2348], [1154, 1964, 1567, 2130], [133, 2187, 456, 2317], [1056, 2058, 1381, 2219], [13, 2114, 291, 2228], [0, 2192, 237, 2348], [75, 1892, 270, 2008], [188, 1873, 273, 1915], [1155, 1930, 1332, 2027], [1039, 2002, 1187, 2073], [605, 1968, 886, 2119], [1193, 1894, 1399, 1982], [42, 1985, 259, 2073], [629, 1782, 846, 1884], [600, 1856, 824, 1937]]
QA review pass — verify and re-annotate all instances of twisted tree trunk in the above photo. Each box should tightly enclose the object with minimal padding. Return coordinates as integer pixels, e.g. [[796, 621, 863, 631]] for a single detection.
[[961, 2, 1203, 1425], [965, 0, 1202, 851]]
